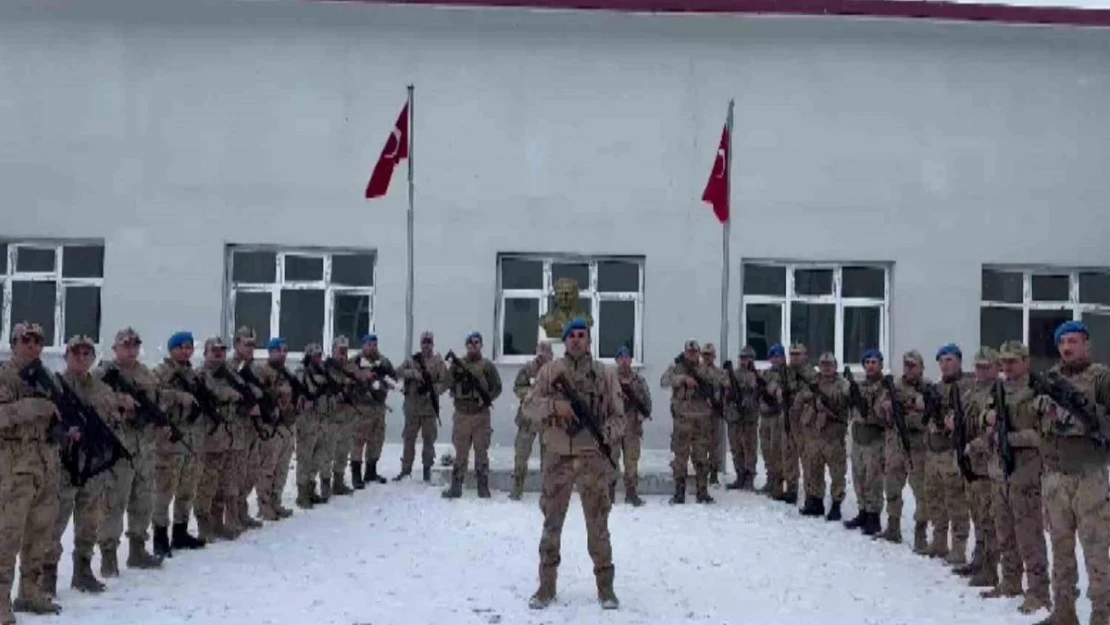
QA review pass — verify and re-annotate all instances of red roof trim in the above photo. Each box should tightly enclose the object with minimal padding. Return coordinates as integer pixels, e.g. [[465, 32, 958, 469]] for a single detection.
[[318, 0, 1110, 27]]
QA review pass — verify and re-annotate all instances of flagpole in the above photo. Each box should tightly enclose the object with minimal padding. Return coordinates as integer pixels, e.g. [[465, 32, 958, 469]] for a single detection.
[[405, 84, 415, 356], [718, 98, 735, 476]]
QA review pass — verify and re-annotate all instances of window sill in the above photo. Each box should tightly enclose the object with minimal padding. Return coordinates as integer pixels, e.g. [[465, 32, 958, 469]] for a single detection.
[[496, 355, 645, 369]]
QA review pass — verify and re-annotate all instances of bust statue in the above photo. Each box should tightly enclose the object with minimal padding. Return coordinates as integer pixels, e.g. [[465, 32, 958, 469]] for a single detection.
[[538, 277, 592, 358]]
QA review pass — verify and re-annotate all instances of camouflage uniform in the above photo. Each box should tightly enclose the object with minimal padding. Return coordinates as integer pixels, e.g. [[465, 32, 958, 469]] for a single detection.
[[927, 369, 975, 563], [256, 358, 296, 520], [295, 344, 332, 507], [960, 347, 1000, 587], [192, 338, 244, 543], [661, 340, 718, 503], [227, 327, 272, 530], [521, 350, 625, 609], [350, 346, 395, 486], [613, 364, 651, 504], [324, 336, 358, 496], [846, 370, 890, 535], [797, 353, 849, 520], [721, 347, 760, 491], [757, 364, 786, 497], [778, 344, 811, 504], [442, 338, 503, 498], [701, 344, 724, 485], [395, 338, 447, 482], [882, 359, 930, 546], [510, 355, 549, 499]]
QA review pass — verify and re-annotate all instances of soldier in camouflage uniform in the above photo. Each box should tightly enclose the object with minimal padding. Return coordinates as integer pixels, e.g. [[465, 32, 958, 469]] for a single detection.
[[758, 344, 787, 497], [775, 343, 813, 505], [844, 349, 890, 536], [521, 318, 624, 610], [797, 352, 849, 521], [700, 343, 725, 486], [442, 331, 503, 499], [394, 331, 447, 483], [227, 327, 268, 530], [351, 334, 395, 487], [612, 346, 651, 506], [324, 336, 358, 498], [955, 347, 1000, 588], [96, 327, 164, 575], [295, 344, 330, 507], [928, 344, 974, 564], [192, 337, 247, 543], [661, 339, 718, 504], [722, 346, 759, 491], [150, 331, 207, 559], [255, 338, 297, 520], [1034, 321, 1110, 625], [0, 323, 68, 622], [510, 340, 553, 500], [882, 350, 930, 547], [980, 341, 1051, 615]]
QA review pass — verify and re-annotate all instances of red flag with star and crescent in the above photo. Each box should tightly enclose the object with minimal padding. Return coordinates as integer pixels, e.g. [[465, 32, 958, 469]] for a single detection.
[[701, 124, 730, 224], [365, 102, 409, 199]]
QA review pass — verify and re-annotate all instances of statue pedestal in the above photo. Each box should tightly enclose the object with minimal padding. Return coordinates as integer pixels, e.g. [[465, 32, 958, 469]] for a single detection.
[[538, 327, 566, 359]]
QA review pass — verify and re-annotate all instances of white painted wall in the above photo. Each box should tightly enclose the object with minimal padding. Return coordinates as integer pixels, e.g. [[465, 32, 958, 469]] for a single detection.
[[2, 0, 1109, 449]]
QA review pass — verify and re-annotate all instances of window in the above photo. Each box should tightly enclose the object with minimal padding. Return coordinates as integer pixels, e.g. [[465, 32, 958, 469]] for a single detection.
[[495, 254, 644, 363], [980, 268, 1110, 372], [741, 262, 889, 367], [0, 242, 105, 348], [225, 247, 375, 353]]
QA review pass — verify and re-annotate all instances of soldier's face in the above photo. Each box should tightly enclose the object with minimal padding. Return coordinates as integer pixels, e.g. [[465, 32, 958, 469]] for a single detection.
[[66, 346, 94, 373], [770, 354, 784, 367], [235, 340, 255, 359], [938, 354, 962, 377], [902, 361, 921, 380], [701, 351, 715, 365], [974, 361, 998, 383], [332, 347, 347, 361], [617, 354, 632, 371], [420, 337, 434, 355], [1057, 333, 1089, 364], [206, 345, 227, 365], [363, 342, 378, 357], [863, 358, 883, 376], [537, 346, 553, 363], [740, 356, 754, 370], [1000, 357, 1027, 379], [819, 361, 835, 376], [14, 333, 43, 360], [466, 338, 482, 357], [565, 329, 589, 356], [171, 344, 194, 363], [269, 345, 288, 365], [114, 340, 140, 363]]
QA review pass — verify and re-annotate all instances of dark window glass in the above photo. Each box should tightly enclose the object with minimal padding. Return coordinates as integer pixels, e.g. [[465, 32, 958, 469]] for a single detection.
[[62, 245, 104, 279], [1029, 309, 1073, 372], [1079, 272, 1110, 306], [789, 302, 835, 356], [744, 303, 782, 360], [794, 269, 834, 297], [279, 289, 325, 352], [502, 298, 540, 356], [15, 247, 55, 273], [597, 261, 640, 292], [0, 243, 7, 273], [233, 292, 272, 345], [742, 264, 786, 296], [333, 293, 371, 347], [284, 255, 323, 282], [332, 253, 375, 287], [981, 269, 1023, 303], [500, 258, 544, 290], [841, 266, 885, 299], [11, 281, 57, 346], [843, 306, 881, 364], [1082, 313, 1110, 364], [1031, 274, 1070, 302], [232, 250, 277, 284], [64, 286, 101, 342], [598, 300, 635, 358], [980, 307, 1023, 351], [551, 263, 589, 291]]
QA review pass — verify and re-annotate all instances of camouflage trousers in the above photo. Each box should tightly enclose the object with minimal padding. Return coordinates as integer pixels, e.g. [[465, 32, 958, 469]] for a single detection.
[[195, 450, 236, 537], [329, 411, 356, 476], [513, 417, 544, 480], [0, 445, 60, 602], [883, 435, 926, 523], [851, 440, 885, 514], [538, 451, 615, 592], [965, 478, 996, 568], [152, 448, 203, 528], [670, 412, 712, 481], [992, 476, 1050, 600], [50, 471, 108, 564], [401, 410, 439, 473], [802, 431, 847, 502], [612, 418, 643, 491], [451, 409, 492, 480], [351, 407, 387, 465], [727, 419, 758, 480], [1043, 467, 1110, 613], [257, 425, 295, 515], [708, 418, 722, 473], [925, 449, 969, 558], [759, 415, 783, 489], [99, 439, 156, 549], [233, 431, 262, 520], [781, 417, 803, 493], [294, 413, 326, 487]]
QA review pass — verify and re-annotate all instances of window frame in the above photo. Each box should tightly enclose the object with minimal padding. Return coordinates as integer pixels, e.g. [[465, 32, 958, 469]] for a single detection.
[[740, 261, 890, 372], [0, 240, 106, 352], [980, 266, 1110, 351], [224, 246, 377, 358], [494, 253, 645, 366]]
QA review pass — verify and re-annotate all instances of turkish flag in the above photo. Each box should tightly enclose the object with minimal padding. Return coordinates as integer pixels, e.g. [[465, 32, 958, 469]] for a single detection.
[[701, 124, 729, 223], [365, 102, 409, 199]]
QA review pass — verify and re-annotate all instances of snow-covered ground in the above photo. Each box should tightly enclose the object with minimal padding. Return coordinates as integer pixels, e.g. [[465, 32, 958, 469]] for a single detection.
[[38, 443, 1088, 625]]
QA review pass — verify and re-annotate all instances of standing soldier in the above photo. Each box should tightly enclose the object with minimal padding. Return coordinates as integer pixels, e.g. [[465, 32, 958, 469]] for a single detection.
[[509, 340, 554, 500], [612, 345, 651, 506], [324, 336, 357, 497], [151, 331, 207, 559], [256, 338, 297, 520], [351, 334, 395, 487], [881, 350, 929, 547], [955, 347, 1000, 589], [661, 339, 718, 504], [797, 352, 849, 521], [980, 341, 1051, 615], [844, 349, 889, 536], [0, 323, 64, 621], [1035, 321, 1110, 625], [757, 344, 787, 497], [521, 318, 625, 610], [191, 337, 245, 542], [699, 343, 724, 485], [442, 331, 503, 499], [96, 327, 164, 575], [721, 346, 760, 491], [777, 343, 812, 505], [395, 331, 447, 483], [930, 344, 974, 565], [227, 327, 268, 530], [295, 344, 330, 507]]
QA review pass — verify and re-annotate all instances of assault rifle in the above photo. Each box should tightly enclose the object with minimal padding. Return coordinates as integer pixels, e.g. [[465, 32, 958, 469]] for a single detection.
[[100, 365, 195, 456], [881, 375, 914, 466], [1029, 370, 1110, 448], [992, 381, 1016, 477], [314, 358, 368, 416], [445, 350, 492, 409], [619, 381, 651, 421], [843, 367, 868, 418], [553, 373, 617, 469], [752, 364, 780, 412], [170, 369, 225, 433], [20, 360, 132, 487], [919, 381, 943, 428], [412, 352, 441, 423], [674, 354, 725, 421], [779, 367, 795, 435], [273, 363, 317, 405], [950, 384, 976, 481], [214, 363, 277, 439]]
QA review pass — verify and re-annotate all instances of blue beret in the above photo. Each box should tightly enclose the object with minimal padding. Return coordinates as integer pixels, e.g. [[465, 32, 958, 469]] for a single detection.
[[562, 318, 590, 341], [862, 348, 884, 362], [1055, 320, 1089, 344], [466, 331, 483, 343], [616, 345, 632, 359], [361, 334, 378, 344], [167, 331, 194, 351], [935, 343, 962, 361], [768, 344, 785, 358], [266, 337, 287, 351]]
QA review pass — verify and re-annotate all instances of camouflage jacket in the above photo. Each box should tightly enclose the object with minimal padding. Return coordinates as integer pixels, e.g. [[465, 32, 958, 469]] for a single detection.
[[513, 357, 548, 425], [929, 373, 975, 453], [1039, 360, 1110, 475], [660, 357, 718, 416], [258, 360, 297, 427], [616, 368, 652, 423], [851, 375, 891, 446], [522, 353, 625, 456], [891, 376, 930, 449], [782, 365, 816, 426], [397, 352, 448, 415], [96, 359, 163, 451], [353, 352, 396, 410], [719, 364, 760, 424], [963, 379, 995, 477], [152, 358, 201, 427], [0, 360, 60, 476], [986, 375, 1049, 484], [226, 355, 272, 447], [446, 354, 502, 414], [199, 361, 244, 453], [797, 372, 850, 437], [300, 359, 337, 415]]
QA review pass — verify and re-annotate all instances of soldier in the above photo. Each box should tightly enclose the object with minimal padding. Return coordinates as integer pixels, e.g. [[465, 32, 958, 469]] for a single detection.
[[844, 349, 890, 536], [699, 343, 727, 486], [1034, 321, 1110, 625], [351, 334, 395, 487], [722, 346, 759, 491], [191, 337, 245, 542], [777, 343, 812, 505], [661, 339, 718, 504], [881, 350, 929, 547], [96, 327, 164, 575], [956, 347, 1000, 588], [929, 344, 974, 564], [521, 318, 624, 610], [612, 345, 651, 506], [757, 344, 787, 497], [980, 341, 1051, 615], [797, 352, 849, 521], [295, 343, 331, 507], [227, 327, 268, 530], [442, 331, 503, 499], [395, 331, 447, 482], [509, 340, 554, 500], [150, 331, 207, 559], [0, 323, 65, 621], [256, 338, 298, 520], [324, 336, 357, 497]]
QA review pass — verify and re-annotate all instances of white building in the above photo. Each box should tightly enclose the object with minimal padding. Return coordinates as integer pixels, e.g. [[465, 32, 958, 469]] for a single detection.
[[2, 0, 1109, 449]]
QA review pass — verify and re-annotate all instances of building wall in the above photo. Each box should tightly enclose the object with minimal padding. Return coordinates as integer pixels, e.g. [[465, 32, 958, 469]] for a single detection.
[[2, 0, 1109, 449]]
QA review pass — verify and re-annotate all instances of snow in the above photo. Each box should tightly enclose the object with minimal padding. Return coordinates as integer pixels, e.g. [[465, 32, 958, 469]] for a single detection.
[[38, 442, 1086, 625]]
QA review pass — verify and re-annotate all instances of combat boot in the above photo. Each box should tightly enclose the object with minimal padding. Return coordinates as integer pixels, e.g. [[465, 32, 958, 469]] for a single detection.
[[981, 580, 1024, 599], [12, 587, 60, 616], [441, 472, 463, 499], [726, 475, 744, 490], [196, 514, 216, 544], [127, 536, 164, 570], [1032, 606, 1081, 625], [99, 545, 120, 578], [709, 471, 719, 486], [825, 500, 842, 522], [843, 510, 866, 530], [71, 554, 105, 594], [332, 471, 353, 496], [41, 564, 57, 597], [861, 512, 882, 536], [625, 486, 644, 507], [317, 478, 332, 503], [274, 497, 294, 519], [259, 503, 281, 521], [350, 461, 366, 489], [509, 474, 525, 501], [365, 460, 388, 485], [1019, 593, 1052, 615], [695, 472, 714, 503], [296, 483, 315, 509], [422, 464, 432, 483], [477, 473, 492, 499], [239, 503, 263, 530], [799, 497, 824, 517], [912, 522, 929, 554], [875, 516, 902, 543], [171, 522, 206, 550], [669, 480, 686, 505], [597, 569, 619, 610], [392, 468, 412, 482], [742, 471, 756, 490], [1087, 606, 1107, 625], [775, 487, 798, 505], [756, 480, 774, 496], [0, 597, 14, 625], [953, 558, 980, 577], [529, 568, 558, 610], [153, 525, 173, 559], [968, 562, 998, 588]]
